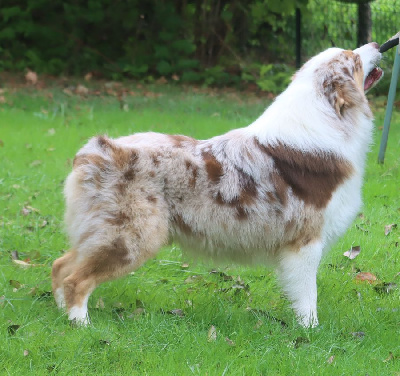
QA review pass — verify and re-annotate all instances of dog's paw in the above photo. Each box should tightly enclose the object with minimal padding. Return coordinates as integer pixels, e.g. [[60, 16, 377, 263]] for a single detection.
[[68, 306, 90, 326], [297, 314, 319, 328]]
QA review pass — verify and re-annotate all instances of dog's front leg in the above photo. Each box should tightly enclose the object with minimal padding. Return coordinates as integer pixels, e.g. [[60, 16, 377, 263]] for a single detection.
[[276, 241, 323, 328]]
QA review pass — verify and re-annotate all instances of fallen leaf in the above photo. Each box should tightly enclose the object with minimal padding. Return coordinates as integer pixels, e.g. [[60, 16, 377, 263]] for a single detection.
[[12, 260, 31, 268], [156, 76, 167, 84], [383, 352, 395, 363], [21, 207, 31, 216], [207, 325, 217, 342], [63, 88, 73, 96], [23, 349, 29, 357], [351, 331, 365, 338], [28, 287, 38, 296], [355, 272, 377, 283], [185, 275, 202, 284], [39, 220, 48, 228], [327, 355, 335, 364], [225, 337, 235, 346], [84, 72, 93, 81], [385, 224, 397, 236], [130, 307, 145, 316], [75, 84, 89, 96], [343, 246, 361, 260], [181, 263, 189, 269], [12, 260, 43, 268], [29, 160, 42, 167], [47, 128, 56, 136], [9, 280, 22, 289], [210, 270, 233, 281], [172, 74, 180, 81], [25, 70, 38, 85], [167, 309, 185, 317], [25, 205, 40, 213], [8, 324, 20, 335]]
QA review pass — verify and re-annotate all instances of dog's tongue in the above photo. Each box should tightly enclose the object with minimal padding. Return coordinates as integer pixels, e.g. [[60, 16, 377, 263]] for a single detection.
[[364, 67, 383, 91]]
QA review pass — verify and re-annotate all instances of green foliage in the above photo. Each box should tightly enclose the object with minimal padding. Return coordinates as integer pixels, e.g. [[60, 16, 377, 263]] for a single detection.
[[242, 63, 295, 93], [0, 0, 398, 92]]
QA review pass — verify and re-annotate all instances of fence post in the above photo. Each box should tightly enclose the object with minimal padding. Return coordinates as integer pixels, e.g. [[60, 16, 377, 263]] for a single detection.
[[378, 44, 400, 164]]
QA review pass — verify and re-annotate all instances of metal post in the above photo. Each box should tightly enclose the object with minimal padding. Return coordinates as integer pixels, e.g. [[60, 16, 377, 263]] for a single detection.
[[378, 44, 400, 164]]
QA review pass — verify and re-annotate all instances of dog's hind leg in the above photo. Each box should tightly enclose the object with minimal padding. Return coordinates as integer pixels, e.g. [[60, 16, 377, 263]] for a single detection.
[[52, 250, 78, 309], [276, 240, 323, 328], [63, 230, 167, 325]]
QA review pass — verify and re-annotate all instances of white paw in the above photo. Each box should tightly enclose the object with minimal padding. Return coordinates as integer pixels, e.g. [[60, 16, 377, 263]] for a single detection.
[[68, 305, 90, 326], [297, 312, 319, 328]]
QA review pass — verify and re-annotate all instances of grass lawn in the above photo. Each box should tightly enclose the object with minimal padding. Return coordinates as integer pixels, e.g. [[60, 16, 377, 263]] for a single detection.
[[0, 80, 399, 375]]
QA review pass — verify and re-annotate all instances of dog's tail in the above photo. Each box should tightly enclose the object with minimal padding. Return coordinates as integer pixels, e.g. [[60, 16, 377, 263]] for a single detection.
[[64, 135, 135, 250]]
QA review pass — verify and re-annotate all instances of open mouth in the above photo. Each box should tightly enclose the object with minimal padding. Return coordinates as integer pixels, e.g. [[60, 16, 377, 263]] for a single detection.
[[364, 67, 383, 91]]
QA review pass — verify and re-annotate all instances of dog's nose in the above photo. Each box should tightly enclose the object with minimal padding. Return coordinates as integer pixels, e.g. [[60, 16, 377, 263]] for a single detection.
[[369, 42, 380, 50]]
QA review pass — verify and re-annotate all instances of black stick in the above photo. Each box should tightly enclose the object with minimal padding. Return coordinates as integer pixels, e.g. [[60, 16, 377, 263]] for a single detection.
[[379, 32, 400, 53]]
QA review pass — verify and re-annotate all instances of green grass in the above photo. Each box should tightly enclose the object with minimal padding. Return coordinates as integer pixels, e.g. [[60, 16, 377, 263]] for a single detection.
[[0, 83, 399, 375]]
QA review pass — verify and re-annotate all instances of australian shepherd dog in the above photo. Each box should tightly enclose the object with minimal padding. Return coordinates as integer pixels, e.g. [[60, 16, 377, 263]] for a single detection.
[[52, 43, 383, 327]]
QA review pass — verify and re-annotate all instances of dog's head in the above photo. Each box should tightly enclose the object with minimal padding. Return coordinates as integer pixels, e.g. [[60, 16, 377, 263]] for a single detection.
[[296, 43, 383, 117]]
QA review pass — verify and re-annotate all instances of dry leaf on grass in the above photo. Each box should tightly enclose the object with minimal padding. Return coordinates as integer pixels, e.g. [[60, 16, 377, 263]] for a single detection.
[[12, 259, 43, 268], [75, 84, 89, 96], [207, 325, 217, 342], [25, 70, 38, 85], [167, 309, 185, 317], [385, 223, 397, 236], [225, 337, 235, 346], [327, 355, 335, 364], [355, 272, 377, 283], [23, 350, 29, 357], [9, 280, 22, 289], [383, 352, 396, 363], [29, 160, 42, 167], [343, 245, 361, 260], [351, 332, 365, 338]]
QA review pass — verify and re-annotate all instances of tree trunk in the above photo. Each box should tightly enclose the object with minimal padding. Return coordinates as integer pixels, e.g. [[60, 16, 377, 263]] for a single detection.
[[357, 2, 372, 46]]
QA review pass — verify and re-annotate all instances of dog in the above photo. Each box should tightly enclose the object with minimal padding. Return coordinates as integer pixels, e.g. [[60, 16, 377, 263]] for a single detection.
[[52, 43, 383, 327]]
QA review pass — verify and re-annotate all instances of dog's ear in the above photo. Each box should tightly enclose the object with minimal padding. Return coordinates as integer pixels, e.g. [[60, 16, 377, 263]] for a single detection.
[[322, 52, 365, 117], [323, 75, 363, 117]]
